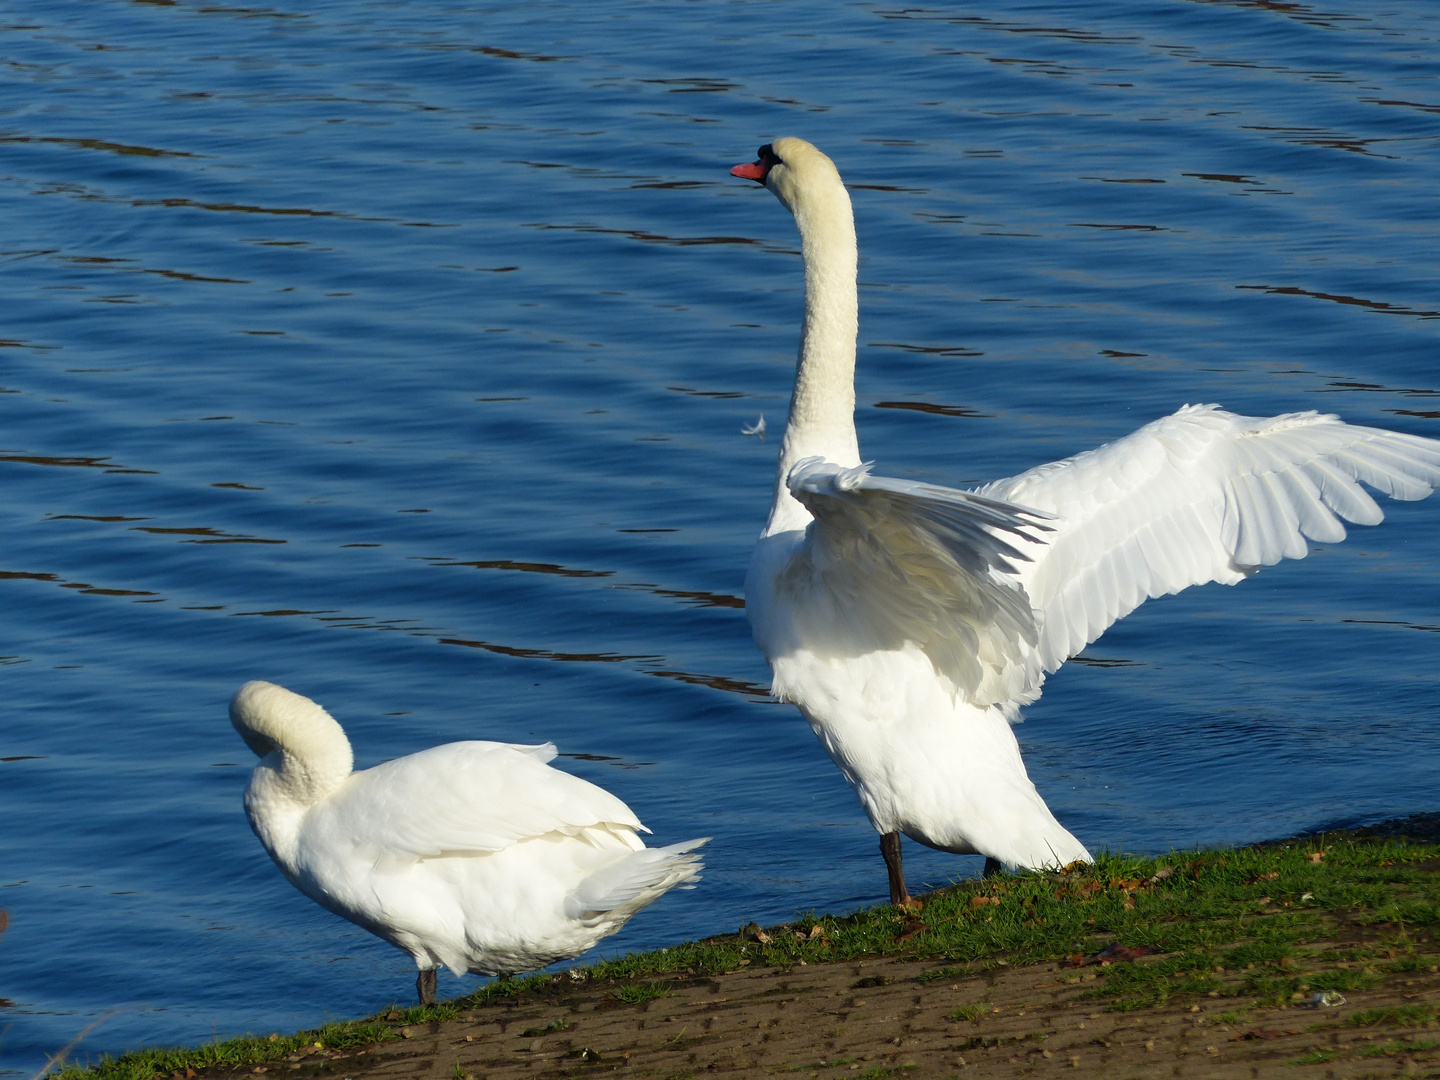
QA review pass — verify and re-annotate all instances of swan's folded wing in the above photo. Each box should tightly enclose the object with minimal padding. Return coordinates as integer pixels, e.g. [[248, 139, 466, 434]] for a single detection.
[[979, 404, 1440, 680], [781, 457, 1053, 706], [319, 740, 647, 862]]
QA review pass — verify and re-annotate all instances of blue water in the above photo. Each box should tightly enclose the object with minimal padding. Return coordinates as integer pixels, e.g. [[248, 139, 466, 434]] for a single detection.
[[2, 0, 1438, 1072]]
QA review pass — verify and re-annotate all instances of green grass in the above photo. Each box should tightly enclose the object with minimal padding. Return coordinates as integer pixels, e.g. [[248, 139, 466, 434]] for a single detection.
[[1355, 1038, 1440, 1058], [944, 1002, 989, 1022], [1347, 1003, 1437, 1027], [615, 981, 672, 1005], [52, 833, 1440, 1080]]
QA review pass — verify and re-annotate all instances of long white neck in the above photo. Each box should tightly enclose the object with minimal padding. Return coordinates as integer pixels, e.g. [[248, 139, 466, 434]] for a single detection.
[[766, 164, 861, 535], [231, 681, 354, 870]]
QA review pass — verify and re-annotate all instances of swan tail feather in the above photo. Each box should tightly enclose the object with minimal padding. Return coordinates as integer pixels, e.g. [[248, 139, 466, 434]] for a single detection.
[[564, 838, 708, 927]]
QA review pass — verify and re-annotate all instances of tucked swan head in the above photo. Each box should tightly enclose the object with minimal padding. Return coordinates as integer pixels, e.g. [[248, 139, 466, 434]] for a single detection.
[[230, 680, 354, 802]]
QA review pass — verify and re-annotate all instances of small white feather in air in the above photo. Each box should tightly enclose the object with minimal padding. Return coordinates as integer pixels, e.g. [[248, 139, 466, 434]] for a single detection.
[[742, 414, 767, 440], [731, 136, 1440, 907], [230, 680, 706, 1003]]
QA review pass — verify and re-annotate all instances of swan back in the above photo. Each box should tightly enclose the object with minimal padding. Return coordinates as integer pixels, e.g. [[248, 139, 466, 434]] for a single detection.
[[230, 680, 353, 805]]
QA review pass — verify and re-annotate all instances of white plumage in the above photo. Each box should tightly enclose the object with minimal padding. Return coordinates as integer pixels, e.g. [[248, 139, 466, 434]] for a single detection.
[[732, 137, 1440, 905], [230, 680, 706, 1002]]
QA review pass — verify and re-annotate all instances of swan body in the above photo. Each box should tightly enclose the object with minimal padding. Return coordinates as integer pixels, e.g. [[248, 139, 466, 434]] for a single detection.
[[732, 137, 1440, 903], [231, 680, 706, 1001]]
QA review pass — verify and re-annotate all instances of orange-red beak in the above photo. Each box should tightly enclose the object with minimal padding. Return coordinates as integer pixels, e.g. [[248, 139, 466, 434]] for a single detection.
[[731, 160, 767, 182]]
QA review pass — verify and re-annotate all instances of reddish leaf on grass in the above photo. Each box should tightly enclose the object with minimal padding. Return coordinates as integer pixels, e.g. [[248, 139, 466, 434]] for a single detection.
[[1062, 943, 1153, 968], [898, 917, 928, 941]]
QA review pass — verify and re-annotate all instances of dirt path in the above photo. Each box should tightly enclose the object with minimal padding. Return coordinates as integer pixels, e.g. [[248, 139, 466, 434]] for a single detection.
[[231, 951, 1440, 1079]]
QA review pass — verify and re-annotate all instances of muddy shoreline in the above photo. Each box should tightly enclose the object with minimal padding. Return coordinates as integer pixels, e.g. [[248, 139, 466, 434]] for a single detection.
[[65, 818, 1440, 1079]]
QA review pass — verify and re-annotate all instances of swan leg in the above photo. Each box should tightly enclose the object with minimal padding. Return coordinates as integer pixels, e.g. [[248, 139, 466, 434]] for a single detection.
[[983, 856, 1003, 878], [880, 831, 915, 908], [416, 968, 437, 1006]]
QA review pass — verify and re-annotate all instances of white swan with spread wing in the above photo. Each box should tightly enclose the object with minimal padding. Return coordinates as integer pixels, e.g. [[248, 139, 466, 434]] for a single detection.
[[231, 680, 706, 1002], [731, 137, 1440, 906]]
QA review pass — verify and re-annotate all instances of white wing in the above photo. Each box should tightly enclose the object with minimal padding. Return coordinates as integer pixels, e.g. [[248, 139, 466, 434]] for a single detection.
[[980, 404, 1440, 684], [778, 456, 1054, 706], [318, 740, 646, 860]]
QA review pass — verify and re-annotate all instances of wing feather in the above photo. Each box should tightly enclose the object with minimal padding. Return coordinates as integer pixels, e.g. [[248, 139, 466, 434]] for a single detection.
[[779, 457, 1053, 705], [980, 404, 1440, 684], [316, 741, 646, 862]]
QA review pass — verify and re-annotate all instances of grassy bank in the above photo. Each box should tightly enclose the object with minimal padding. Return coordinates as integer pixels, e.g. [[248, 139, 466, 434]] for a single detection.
[[55, 822, 1440, 1079]]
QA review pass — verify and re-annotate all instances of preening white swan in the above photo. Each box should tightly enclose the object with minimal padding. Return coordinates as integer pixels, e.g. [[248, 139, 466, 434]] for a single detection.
[[731, 137, 1440, 906], [230, 680, 706, 1002]]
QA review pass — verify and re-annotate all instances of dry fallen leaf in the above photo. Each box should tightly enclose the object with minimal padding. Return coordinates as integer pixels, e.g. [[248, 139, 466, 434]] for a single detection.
[[1062, 943, 1152, 968], [1309, 851, 1325, 864], [897, 918, 929, 941]]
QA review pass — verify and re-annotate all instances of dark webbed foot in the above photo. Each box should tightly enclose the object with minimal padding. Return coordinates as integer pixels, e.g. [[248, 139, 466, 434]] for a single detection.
[[983, 856, 1003, 878], [416, 968, 437, 1005]]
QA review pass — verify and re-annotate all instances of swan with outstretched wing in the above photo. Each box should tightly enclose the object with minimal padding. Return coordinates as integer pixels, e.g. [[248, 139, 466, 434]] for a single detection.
[[733, 137, 1440, 906]]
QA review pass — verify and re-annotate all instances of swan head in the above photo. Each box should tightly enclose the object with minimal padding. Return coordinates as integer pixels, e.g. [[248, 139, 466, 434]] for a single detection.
[[730, 137, 847, 218], [230, 680, 354, 782]]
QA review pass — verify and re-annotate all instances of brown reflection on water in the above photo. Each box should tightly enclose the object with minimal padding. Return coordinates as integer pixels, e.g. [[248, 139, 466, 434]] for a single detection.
[[439, 637, 661, 664], [667, 386, 749, 399], [557, 752, 655, 770], [643, 668, 777, 702], [1364, 98, 1440, 116], [130, 525, 285, 544], [419, 556, 612, 579], [1316, 379, 1439, 398], [617, 584, 744, 609], [1069, 653, 1142, 668], [0, 135, 196, 158], [639, 76, 737, 94], [55, 253, 251, 285], [850, 183, 928, 194], [48, 514, 150, 522], [1342, 618, 1440, 634], [523, 222, 762, 248], [1240, 125, 1400, 158], [440, 637, 772, 703], [1238, 284, 1440, 321], [0, 568, 157, 600], [473, 45, 568, 63], [874, 401, 991, 419], [1069, 221, 1166, 231], [128, 196, 442, 227], [1183, 172, 1255, 184], [1, 453, 149, 473], [869, 341, 984, 358]]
